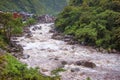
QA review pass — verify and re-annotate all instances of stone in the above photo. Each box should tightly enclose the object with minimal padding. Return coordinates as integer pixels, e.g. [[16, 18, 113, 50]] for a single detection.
[[51, 33, 63, 40], [49, 29, 55, 33], [54, 57, 59, 60], [0, 48, 6, 54], [67, 40, 76, 45], [17, 44, 23, 51], [71, 68, 80, 72], [13, 52, 23, 58], [81, 61, 96, 68], [22, 54, 30, 59], [41, 68, 48, 72], [40, 32, 42, 34], [32, 28, 35, 31], [61, 61, 67, 65], [75, 61, 82, 66], [11, 37, 17, 40], [75, 60, 96, 68], [25, 33, 33, 38], [112, 49, 117, 53], [64, 38, 71, 42], [38, 26, 41, 30], [64, 35, 73, 39]]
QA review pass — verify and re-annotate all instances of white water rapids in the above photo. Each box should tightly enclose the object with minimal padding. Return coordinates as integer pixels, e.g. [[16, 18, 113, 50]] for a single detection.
[[15, 23, 120, 80]]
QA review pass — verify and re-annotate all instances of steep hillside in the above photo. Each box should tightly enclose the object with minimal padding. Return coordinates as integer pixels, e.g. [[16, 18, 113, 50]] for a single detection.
[[55, 0, 120, 51], [0, 0, 67, 15]]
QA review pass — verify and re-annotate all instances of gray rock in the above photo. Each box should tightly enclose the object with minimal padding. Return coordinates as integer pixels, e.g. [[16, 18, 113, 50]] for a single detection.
[[51, 33, 63, 40], [25, 33, 33, 38], [75, 61, 96, 68], [22, 54, 30, 59], [71, 68, 80, 72], [81, 61, 96, 68], [61, 61, 67, 65], [49, 29, 55, 33], [75, 61, 82, 66], [112, 49, 117, 53]]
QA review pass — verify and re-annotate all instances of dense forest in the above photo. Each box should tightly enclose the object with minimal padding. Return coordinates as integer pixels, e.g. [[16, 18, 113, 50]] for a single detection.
[[55, 0, 120, 51], [0, 0, 67, 15]]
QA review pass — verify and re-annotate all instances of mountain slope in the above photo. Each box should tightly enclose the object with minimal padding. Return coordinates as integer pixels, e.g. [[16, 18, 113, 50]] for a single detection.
[[0, 0, 67, 15], [55, 0, 120, 51]]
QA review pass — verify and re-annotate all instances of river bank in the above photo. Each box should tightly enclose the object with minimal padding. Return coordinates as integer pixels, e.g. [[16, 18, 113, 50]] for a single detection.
[[13, 23, 120, 80]]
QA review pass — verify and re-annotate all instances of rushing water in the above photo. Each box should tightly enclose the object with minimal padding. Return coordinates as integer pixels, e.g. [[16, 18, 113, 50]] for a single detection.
[[15, 23, 120, 80]]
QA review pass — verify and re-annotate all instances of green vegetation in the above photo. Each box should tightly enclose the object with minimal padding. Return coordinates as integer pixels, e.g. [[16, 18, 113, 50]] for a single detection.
[[0, 12, 23, 48], [55, 0, 120, 51], [0, 0, 67, 15], [86, 77, 91, 80], [0, 12, 36, 50], [0, 53, 59, 80], [51, 68, 66, 76]]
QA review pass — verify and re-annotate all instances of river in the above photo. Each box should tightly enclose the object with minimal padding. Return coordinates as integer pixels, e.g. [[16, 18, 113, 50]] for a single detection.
[[15, 23, 120, 80]]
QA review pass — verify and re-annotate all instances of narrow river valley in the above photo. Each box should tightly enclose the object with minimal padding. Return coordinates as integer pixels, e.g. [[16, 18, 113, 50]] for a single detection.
[[13, 23, 120, 80]]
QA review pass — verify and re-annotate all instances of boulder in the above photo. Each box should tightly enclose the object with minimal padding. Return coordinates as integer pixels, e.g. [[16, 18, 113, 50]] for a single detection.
[[111, 49, 117, 53], [81, 61, 96, 68], [32, 28, 35, 31], [71, 68, 80, 72], [25, 33, 33, 38], [75, 61, 96, 68], [11, 37, 17, 41], [49, 29, 55, 33], [75, 61, 82, 66], [51, 33, 63, 40], [41, 68, 48, 72], [61, 61, 67, 65], [22, 54, 30, 59], [24, 27, 30, 33], [13, 52, 23, 58]]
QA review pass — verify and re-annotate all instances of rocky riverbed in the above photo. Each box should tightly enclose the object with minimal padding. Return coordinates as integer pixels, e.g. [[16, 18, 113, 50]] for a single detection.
[[13, 23, 120, 80]]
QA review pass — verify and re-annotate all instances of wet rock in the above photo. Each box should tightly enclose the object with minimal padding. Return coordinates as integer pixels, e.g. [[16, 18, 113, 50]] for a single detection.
[[13, 52, 23, 58], [38, 26, 42, 30], [75, 61, 96, 68], [67, 40, 76, 45], [22, 54, 30, 59], [64, 38, 71, 42], [81, 61, 96, 68], [10, 41, 17, 47], [49, 29, 55, 33], [64, 35, 73, 39], [11, 37, 17, 41], [0, 48, 6, 54], [33, 26, 42, 30], [24, 27, 30, 33], [17, 44, 23, 52], [32, 28, 36, 31], [51, 33, 63, 40], [10, 47, 20, 52], [76, 61, 82, 66], [111, 49, 117, 53], [71, 68, 80, 72], [48, 49, 55, 52], [25, 33, 33, 38], [40, 32, 42, 34], [81, 41, 85, 46], [61, 61, 67, 65], [41, 68, 48, 72], [99, 47, 104, 53], [54, 57, 59, 60], [64, 35, 73, 42]]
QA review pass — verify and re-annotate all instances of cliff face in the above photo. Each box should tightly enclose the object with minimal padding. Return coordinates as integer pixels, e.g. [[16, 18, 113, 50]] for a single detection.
[[0, 0, 67, 15]]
